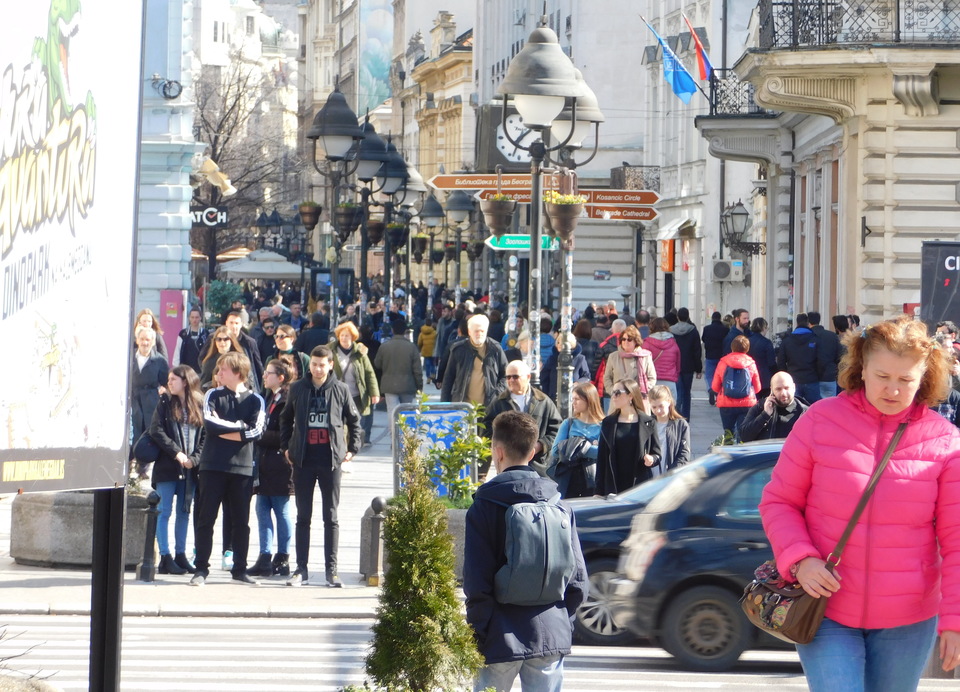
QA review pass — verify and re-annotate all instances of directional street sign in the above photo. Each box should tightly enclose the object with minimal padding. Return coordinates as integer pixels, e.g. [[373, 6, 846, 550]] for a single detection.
[[586, 206, 660, 222], [484, 234, 559, 251], [429, 173, 533, 190], [473, 187, 661, 208]]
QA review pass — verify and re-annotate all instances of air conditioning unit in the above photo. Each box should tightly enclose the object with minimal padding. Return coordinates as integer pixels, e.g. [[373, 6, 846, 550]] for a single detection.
[[712, 259, 744, 282]]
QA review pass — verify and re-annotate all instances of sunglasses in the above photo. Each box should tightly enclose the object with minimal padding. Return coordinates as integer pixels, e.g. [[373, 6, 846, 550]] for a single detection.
[[215, 337, 231, 343], [505, 374, 523, 380], [611, 389, 628, 397]]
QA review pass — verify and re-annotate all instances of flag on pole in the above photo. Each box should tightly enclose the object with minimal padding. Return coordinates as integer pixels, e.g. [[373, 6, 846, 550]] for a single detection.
[[641, 16, 698, 104], [682, 13, 715, 81]]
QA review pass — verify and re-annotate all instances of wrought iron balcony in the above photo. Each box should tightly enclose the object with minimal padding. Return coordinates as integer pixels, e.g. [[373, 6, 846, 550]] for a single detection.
[[707, 70, 779, 117], [759, 0, 960, 48]]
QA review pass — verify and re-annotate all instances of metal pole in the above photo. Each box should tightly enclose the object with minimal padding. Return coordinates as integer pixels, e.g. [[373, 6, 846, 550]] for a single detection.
[[556, 239, 574, 417], [507, 253, 519, 343], [90, 486, 126, 692], [135, 491, 161, 582], [527, 143, 545, 387], [359, 187, 371, 308], [454, 225, 462, 305], [330, 169, 341, 320], [405, 227, 413, 319], [383, 201, 393, 301]]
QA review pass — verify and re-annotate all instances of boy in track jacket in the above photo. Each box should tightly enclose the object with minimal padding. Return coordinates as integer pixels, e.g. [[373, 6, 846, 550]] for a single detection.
[[190, 352, 265, 586]]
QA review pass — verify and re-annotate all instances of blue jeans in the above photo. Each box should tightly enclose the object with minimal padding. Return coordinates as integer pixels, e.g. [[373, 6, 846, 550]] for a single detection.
[[819, 381, 838, 400], [797, 616, 937, 692], [719, 406, 751, 441], [798, 381, 821, 404], [676, 372, 694, 420], [256, 494, 292, 555], [704, 359, 719, 394], [155, 479, 189, 556], [474, 654, 563, 692]]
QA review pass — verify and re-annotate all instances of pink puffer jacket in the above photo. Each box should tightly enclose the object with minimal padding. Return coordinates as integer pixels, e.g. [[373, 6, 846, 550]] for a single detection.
[[759, 388, 960, 632], [643, 332, 681, 382]]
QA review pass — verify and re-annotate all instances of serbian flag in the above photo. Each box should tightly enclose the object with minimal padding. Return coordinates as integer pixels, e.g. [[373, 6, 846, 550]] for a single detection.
[[641, 17, 698, 104], [682, 13, 715, 81]]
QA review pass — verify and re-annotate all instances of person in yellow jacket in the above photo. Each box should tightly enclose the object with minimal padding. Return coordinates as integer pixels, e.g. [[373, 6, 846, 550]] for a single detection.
[[418, 318, 438, 384]]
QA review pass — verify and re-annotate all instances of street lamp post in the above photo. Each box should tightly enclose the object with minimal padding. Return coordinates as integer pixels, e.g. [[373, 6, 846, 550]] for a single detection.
[[497, 16, 588, 390], [444, 189, 475, 305], [305, 85, 364, 319]]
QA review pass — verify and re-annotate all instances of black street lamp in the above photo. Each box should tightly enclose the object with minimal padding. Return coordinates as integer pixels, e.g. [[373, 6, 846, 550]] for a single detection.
[[444, 189, 475, 304], [720, 201, 764, 255], [305, 84, 364, 315], [497, 14, 588, 391], [420, 194, 445, 300]]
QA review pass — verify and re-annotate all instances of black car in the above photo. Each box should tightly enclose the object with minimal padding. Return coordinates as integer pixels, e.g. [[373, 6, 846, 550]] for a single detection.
[[568, 479, 670, 645], [607, 441, 786, 671]]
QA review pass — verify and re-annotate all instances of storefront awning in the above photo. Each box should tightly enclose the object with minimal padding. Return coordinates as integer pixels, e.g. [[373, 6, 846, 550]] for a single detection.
[[656, 217, 698, 241]]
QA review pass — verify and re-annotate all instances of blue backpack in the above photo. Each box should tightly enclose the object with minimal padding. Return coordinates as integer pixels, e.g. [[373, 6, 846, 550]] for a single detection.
[[487, 494, 576, 606], [722, 363, 752, 399]]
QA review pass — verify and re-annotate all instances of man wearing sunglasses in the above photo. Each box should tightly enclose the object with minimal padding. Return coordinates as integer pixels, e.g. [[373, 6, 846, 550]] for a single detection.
[[482, 360, 561, 478]]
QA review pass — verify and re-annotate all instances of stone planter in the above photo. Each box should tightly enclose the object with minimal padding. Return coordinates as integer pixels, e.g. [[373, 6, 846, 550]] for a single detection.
[[360, 505, 468, 583], [543, 202, 584, 241], [11, 491, 150, 569], [298, 203, 321, 231], [479, 198, 517, 238], [334, 207, 363, 242]]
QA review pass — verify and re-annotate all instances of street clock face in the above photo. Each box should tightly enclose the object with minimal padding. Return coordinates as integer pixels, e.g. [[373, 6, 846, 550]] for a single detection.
[[496, 114, 535, 163]]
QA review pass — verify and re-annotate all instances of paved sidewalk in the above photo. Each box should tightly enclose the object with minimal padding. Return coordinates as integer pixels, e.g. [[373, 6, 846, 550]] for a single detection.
[[0, 387, 725, 619]]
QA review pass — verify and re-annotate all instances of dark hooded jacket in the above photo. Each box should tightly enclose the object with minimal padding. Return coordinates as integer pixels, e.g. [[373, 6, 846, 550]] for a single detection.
[[539, 342, 592, 401], [464, 466, 588, 664]]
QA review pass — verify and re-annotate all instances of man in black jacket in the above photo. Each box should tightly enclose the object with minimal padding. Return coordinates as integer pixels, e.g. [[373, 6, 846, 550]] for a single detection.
[[280, 345, 361, 588], [722, 308, 751, 355], [464, 411, 587, 691], [440, 314, 507, 408], [808, 311, 842, 399], [777, 313, 821, 404], [739, 372, 810, 442], [483, 361, 562, 478], [173, 307, 209, 373], [190, 351, 265, 586], [669, 307, 702, 419], [295, 311, 330, 355], [701, 312, 727, 405]]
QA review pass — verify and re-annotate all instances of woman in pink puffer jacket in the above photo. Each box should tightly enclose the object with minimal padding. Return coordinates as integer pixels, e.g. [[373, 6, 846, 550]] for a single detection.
[[760, 316, 960, 691]]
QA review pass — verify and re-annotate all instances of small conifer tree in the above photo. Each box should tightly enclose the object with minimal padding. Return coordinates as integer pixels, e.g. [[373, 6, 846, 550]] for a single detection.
[[365, 412, 482, 691]]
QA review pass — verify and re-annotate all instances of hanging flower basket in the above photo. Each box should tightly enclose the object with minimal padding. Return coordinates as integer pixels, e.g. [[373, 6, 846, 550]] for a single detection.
[[431, 249, 445, 265], [298, 202, 321, 231], [466, 241, 486, 261], [413, 250, 425, 264], [411, 235, 429, 255], [366, 220, 385, 245], [334, 206, 363, 242], [543, 199, 585, 241], [386, 223, 408, 248], [444, 242, 459, 261], [479, 198, 517, 238]]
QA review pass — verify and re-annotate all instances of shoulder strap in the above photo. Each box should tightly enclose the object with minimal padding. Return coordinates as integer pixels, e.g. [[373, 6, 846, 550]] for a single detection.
[[827, 422, 907, 568]]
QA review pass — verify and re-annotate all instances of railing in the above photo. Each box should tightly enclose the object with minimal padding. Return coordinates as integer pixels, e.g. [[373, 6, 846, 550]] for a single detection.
[[759, 0, 960, 48], [708, 70, 778, 116]]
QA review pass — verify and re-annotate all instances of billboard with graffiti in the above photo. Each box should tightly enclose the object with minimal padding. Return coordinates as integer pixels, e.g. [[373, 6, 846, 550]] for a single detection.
[[0, 1, 144, 492]]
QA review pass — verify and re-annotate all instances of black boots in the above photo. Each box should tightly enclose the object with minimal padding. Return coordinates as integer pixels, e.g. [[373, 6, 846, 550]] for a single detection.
[[272, 553, 290, 577], [174, 553, 196, 574], [158, 554, 187, 575], [247, 553, 274, 577]]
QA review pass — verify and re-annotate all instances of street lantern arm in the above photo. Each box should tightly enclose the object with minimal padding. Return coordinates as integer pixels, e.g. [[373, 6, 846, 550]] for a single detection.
[[498, 100, 579, 153], [553, 121, 601, 169]]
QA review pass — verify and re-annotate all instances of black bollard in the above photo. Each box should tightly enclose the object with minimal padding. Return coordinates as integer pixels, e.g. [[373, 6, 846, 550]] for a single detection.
[[136, 491, 161, 582], [367, 496, 387, 586]]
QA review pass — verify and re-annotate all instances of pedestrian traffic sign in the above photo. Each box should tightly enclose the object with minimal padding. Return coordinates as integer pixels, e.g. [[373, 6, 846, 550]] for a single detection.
[[484, 234, 559, 251]]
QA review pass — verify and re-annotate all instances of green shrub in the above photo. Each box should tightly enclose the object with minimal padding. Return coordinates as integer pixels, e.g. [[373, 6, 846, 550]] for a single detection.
[[205, 280, 242, 322]]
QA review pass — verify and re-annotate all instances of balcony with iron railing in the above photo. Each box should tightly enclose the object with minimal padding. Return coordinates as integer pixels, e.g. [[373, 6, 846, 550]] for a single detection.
[[759, 0, 960, 48], [707, 70, 779, 117]]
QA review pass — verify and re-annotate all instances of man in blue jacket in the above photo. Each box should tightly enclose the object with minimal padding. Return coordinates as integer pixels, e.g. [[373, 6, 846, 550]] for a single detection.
[[464, 411, 588, 691]]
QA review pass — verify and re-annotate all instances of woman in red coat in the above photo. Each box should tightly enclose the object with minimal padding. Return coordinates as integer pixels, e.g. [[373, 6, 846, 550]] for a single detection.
[[759, 316, 960, 690], [710, 334, 761, 440]]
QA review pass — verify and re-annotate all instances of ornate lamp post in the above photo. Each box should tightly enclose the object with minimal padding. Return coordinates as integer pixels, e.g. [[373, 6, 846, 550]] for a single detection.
[[353, 118, 391, 306], [497, 15, 586, 388], [720, 201, 763, 255], [305, 85, 363, 316], [444, 189, 475, 305], [420, 194, 445, 302]]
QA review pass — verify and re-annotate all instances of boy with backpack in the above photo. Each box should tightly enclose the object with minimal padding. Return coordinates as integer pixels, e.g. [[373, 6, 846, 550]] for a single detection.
[[463, 410, 588, 691]]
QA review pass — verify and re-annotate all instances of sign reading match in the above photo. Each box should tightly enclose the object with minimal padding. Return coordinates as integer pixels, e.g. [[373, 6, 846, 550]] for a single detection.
[[0, 2, 145, 492]]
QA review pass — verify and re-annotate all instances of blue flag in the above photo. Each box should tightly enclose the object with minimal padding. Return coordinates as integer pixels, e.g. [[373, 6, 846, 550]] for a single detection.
[[642, 17, 698, 104]]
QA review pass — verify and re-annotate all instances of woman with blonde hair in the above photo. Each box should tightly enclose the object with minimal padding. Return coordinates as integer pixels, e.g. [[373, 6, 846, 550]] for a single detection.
[[549, 382, 605, 498], [331, 321, 380, 447], [761, 316, 960, 689], [646, 385, 691, 476], [133, 308, 168, 359], [603, 325, 657, 412], [595, 378, 661, 495]]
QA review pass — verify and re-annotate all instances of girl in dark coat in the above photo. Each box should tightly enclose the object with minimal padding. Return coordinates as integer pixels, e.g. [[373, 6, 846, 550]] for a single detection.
[[595, 378, 662, 495], [248, 359, 295, 577], [148, 365, 204, 575], [646, 385, 691, 476]]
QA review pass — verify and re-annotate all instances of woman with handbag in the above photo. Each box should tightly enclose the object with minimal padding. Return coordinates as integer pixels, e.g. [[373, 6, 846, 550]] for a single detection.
[[148, 365, 204, 575], [759, 316, 960, 689], [548, 382, 604, 498], [595, 378, 662, 496], [602, 326, 657, 414], [646, 385, 690, 477]]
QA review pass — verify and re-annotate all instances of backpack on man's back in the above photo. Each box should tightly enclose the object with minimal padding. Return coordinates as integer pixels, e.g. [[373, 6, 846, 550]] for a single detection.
[[722, 363, 752, 399], [486, 494, 576, 606]]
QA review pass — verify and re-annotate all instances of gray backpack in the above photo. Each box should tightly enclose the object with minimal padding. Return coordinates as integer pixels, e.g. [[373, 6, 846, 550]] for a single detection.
[[488, 493, 576, 606]]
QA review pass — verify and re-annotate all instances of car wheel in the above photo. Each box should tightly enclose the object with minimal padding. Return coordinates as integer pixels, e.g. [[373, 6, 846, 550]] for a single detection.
[[574, 557, 637, 646], [659, 585, 750, 672]]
